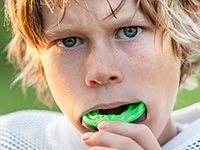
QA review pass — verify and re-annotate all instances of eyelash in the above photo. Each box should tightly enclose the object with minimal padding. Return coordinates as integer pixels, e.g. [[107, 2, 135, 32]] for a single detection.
[[55, 26, 143, 50], [116, 26, 143, 39], [56, 37, 83, 50]]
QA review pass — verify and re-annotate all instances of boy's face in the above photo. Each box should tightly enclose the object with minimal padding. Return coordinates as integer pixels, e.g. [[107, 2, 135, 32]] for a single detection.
[[40, 0, 181, 138]]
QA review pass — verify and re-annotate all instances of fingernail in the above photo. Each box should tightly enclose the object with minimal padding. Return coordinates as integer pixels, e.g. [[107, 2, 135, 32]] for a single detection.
[[98, 122, 108, 129], [82, 132, 93, 141]]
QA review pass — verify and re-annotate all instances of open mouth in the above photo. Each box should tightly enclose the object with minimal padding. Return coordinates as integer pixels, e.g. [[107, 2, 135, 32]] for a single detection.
[[82, 102, 147, 130]]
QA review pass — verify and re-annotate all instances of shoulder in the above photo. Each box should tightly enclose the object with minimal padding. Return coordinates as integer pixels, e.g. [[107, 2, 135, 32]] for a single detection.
[[172, 102, 200, 124], [0, 110, 63, 150], [163, 117, 200, 149]]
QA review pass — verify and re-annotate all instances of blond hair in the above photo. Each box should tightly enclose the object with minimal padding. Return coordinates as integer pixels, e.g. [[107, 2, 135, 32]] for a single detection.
[[4, 0, 200, 106]]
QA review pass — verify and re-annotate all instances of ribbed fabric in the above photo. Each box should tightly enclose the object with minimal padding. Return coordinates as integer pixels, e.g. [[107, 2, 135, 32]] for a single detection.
[[0, 104, 200, 150], [0, 110, 63, 150]]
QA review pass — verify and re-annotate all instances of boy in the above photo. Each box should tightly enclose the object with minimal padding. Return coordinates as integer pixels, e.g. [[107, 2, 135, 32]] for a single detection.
[[1, 0, 200, 149]]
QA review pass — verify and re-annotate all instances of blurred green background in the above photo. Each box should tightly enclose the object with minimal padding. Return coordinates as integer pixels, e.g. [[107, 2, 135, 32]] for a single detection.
[[0, 1, 200, 115], [0, 1, 60, 114]]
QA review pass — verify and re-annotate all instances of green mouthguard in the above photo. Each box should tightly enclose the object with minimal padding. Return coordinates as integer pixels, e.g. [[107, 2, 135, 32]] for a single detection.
[[82, 102, 146, 129]]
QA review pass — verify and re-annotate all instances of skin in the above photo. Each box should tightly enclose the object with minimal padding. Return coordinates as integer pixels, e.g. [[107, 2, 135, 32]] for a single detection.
[[40, 0, 181, 149]]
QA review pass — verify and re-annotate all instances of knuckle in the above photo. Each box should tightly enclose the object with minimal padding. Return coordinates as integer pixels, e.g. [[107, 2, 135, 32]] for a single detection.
[[139, 124, 149, 132], [121, 138, 142, 150], [108, 121, 121, 129], [90, 146, 99, 150], [93, 131, 106, 140], [98, 130, 107, 137], [122, 137, 133, 145], [132, 124, 150, 137]]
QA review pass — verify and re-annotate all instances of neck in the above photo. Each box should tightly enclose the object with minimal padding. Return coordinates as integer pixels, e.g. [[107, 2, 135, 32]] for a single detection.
[[158, 117, 178, 146]]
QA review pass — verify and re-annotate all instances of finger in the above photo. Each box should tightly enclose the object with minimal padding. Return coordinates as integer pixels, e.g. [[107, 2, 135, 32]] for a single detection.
[[89, 146, 118, 150], [98, 122, 161, 150], [81, 131, 144, 150]]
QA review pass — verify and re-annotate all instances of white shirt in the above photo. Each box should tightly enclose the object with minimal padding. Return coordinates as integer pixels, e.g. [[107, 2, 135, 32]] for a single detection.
[[0, 110, 90, 150], [163, 103, 200, 150], [0, 103, 200, 150]]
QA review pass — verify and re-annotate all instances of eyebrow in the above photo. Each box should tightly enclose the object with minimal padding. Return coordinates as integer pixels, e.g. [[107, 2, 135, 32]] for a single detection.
[[103, 8, 148, 28], [43, 3, 148, 40], [44, 13, 147, 42]]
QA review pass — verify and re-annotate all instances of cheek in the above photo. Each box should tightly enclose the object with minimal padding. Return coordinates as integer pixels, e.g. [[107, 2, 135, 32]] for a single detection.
[[141, 33, 181, 100], [141, 45, 181, 138], [140, 58, 180, 138], [127, 42, 181, 102], [40, 51, 85, 121], [42, 60, 72, 108]]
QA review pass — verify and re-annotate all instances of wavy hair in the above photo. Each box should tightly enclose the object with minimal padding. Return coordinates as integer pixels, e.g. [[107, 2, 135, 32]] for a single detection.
[[4, 0, 200, 106]]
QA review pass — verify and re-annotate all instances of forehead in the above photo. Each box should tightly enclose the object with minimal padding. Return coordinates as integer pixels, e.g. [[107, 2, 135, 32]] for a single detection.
[[41, 0, 141, 30]]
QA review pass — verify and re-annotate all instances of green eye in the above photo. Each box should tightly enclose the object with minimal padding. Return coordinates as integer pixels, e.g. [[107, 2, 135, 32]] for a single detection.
[[62, 37, 77, 47], [117, 26, 142, 39], [57, 37, 83, 49], [124, 27, 137, 38]]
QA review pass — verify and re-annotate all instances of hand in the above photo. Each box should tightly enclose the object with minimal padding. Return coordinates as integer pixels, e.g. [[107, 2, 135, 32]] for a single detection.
[[81, 122, 161, 150]]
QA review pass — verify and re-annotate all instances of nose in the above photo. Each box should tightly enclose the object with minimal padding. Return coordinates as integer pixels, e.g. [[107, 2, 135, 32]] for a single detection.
[[85, 44, 123, 87], [85, 66, 123, 87]]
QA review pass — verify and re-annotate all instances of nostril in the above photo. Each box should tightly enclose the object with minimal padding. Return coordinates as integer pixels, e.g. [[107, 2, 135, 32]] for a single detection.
[[85, 71, 123, 87], [86, 76, 119, 87], [110, 76, 117, 81], [87, 80, 99, 86]]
